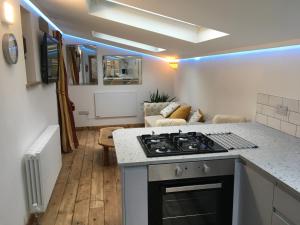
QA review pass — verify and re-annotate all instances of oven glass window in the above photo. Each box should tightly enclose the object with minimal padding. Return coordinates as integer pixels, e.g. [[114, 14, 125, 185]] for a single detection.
[[162, 184, 221, 225]]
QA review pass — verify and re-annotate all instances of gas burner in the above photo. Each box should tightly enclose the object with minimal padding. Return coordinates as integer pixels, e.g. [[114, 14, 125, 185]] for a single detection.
[[155, 147, 171, 154], [137, 131, 228, 157]]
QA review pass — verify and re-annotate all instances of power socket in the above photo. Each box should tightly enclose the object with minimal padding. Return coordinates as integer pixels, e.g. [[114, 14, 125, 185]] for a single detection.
[[276, 105, 288, 116], [78, 111, 89, 115]]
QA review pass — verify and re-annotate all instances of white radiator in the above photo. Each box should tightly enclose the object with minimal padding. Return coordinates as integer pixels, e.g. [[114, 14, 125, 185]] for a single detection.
[[24, 125, 62, 213], [94, 91, 137, 118]]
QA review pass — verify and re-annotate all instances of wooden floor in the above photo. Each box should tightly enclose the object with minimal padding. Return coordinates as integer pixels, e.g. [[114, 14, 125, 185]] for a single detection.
[[41, 129, 122, 225]]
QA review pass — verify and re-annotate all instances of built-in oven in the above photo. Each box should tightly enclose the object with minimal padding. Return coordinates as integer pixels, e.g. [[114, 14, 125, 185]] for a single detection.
[[148, 159, 234, 225]]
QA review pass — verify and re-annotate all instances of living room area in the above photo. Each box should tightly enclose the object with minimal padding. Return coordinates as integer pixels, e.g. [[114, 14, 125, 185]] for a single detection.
[[2, 1, 300, 225]]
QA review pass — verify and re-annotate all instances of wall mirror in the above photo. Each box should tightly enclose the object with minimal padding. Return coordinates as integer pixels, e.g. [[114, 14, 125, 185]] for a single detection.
[[66, 45, 98, 85], [103, 56, 142, 85]]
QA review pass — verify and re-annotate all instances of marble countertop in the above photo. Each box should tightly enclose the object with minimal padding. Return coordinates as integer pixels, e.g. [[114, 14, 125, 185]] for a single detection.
[[113, 122, 300, 195]]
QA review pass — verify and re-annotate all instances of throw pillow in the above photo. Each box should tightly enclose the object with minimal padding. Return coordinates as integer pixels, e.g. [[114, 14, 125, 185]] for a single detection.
[[169, 105, 192, 120], [160, 102, 180, 118], [156, 118, 187, 127], [188, 109, 205, 123]]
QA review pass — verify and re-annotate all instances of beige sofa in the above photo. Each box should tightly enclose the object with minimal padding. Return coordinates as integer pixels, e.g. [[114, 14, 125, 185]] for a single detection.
[[144, 102, 203, 127], [144, 102, 247, 127], [144, 102, 169, 127]]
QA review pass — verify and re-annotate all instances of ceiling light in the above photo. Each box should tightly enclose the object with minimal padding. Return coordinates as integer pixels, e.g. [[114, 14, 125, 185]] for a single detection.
[[165, 57, 179, 69], [2, 1, 14, 24], [92, 31, 166, 52], [87, 0, 229, 43]]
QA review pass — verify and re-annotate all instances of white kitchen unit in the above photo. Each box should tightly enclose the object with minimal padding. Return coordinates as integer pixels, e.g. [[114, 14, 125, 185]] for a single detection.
[[121, 160, 300, 225], [272, 213, 290, 225], [235, 160, 300, 225], [113, 123, 300, 225], [273, 186, 300, 225], [234, 160, 274, 225], [121, 166, 148, 225]]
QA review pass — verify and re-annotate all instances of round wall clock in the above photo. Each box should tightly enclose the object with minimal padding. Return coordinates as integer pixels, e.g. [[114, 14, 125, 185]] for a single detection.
[[2, 33, 18, 64]]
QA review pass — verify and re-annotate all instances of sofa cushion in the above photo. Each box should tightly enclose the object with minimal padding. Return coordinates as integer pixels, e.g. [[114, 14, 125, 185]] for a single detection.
[[188, 109, 204, 123], [155, 119, 187, 127], [212, 114, 247, 124], [160, 102, 180, 118], [169, 105, 191, 120], [144, 102, 170, 116], [145, 115, 165, 127]]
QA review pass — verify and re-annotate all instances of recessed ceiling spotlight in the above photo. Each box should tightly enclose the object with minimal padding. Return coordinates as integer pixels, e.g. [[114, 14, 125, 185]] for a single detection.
[[91, 31, 166, 52]]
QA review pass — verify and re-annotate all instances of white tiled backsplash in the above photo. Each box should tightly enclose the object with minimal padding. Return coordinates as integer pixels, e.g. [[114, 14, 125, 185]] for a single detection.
[[256, 93, 300, 137]]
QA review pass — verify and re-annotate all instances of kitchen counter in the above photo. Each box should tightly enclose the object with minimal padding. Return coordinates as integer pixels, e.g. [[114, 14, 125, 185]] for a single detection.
[[113, 122, 300, 196]]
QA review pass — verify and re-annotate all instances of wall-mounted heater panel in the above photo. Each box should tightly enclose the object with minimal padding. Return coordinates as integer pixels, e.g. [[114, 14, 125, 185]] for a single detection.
[[95, 91, 137, 118], [24, 125, 62, 213]]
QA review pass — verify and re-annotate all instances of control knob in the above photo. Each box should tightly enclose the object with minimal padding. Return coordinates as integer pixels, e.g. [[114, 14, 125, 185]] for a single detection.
[[203, 163, 211, 174], [175, 165, 184, 177]]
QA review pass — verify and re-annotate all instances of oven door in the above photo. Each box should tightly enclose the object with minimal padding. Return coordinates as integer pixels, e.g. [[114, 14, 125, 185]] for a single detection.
[[148, 176, 233, 225]]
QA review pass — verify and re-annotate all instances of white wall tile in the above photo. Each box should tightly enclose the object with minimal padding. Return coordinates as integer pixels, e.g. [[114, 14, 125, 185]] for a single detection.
[[281, 111, 289, 122], [269, 95, 283, 107], [262, 105, 275, 117], [289, 112, 300, 125], [280, 121, 296, 136], [256, 113, 267, 125], [267, 117, 281, 130], [272, 106, 285, 120], [296, 126, 300, 138], [257, 93, 269, 105], [256, 104, 263, 114], [256, 93, 300, 137], [283, 98, 299, 112]]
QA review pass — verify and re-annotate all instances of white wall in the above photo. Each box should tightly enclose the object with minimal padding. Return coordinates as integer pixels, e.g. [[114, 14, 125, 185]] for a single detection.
[[68, 45, 176, 127], [0, 1, 58, 224], [175, 48, 300, 121]]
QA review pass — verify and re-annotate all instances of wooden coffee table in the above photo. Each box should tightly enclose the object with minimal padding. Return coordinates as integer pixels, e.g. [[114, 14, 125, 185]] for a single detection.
[[99, 127, 123, 165]]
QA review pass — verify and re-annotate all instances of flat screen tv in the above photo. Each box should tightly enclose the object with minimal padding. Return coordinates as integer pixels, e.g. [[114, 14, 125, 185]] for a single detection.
[[41, 33, 59, 84]]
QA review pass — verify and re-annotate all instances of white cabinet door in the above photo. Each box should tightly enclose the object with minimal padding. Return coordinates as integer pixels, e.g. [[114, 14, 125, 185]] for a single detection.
[[236, 162, 274, 225], [272, 212, 290, 225], [273, 186, 300, 225], [122, 166, 148, 225]]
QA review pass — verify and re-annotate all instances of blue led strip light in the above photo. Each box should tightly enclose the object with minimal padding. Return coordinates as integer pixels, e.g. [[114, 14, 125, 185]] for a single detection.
[[20, 0, 164, 60], [20, 0, 300, 62], [180, 44, 300, 62], [21, 0, 62, 32], [63, 34, 164, 60]]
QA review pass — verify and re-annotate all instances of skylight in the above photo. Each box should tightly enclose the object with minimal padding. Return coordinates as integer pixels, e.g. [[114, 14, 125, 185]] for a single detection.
[[92, 31, 166, 52], [86, 0, 229, 43]]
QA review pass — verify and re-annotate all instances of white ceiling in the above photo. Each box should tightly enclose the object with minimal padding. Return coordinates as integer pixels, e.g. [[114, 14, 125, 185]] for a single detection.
[[31, 0, 300, 59]]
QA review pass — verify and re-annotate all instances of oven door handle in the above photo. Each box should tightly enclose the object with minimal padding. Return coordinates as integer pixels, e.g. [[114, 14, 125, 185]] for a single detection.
[[165, 183, 222, 193]]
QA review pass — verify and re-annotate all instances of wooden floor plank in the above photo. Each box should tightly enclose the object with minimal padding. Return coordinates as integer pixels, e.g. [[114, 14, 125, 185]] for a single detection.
[[79, 130, 95, 189], [72, 130, 95, 225], [91, 130, 104, 206], [76, 183, 91, 202], [41, 131, 85, 225], [40, 182, 67, 225], [89, 204, 105, 225], [42, 128, 121, 225], [59, 181, 79, 213], [72, 199, 90, 225], [55, 213, 73, 225], [104, 151, 120, 225], [59, 130, 88, 214]]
